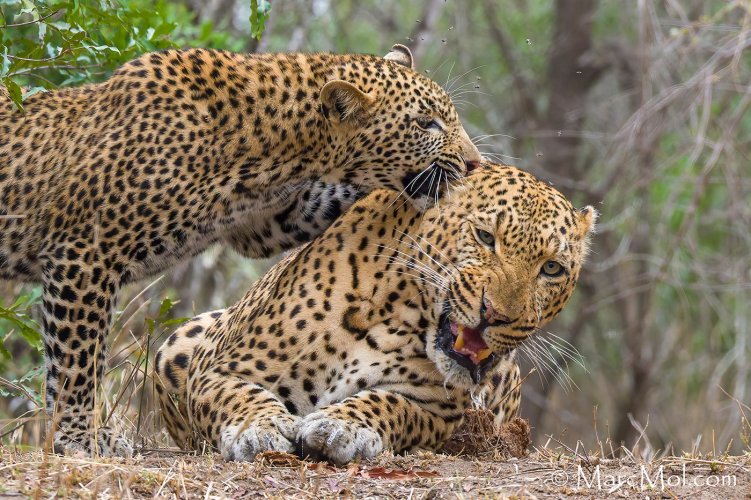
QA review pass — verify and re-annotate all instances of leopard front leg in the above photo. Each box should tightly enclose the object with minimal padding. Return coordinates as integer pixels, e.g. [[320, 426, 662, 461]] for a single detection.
[[296, 389, 462, 465], [186, 367, 299, 461], [41, 258, 132, 457], [481, 361, 522, 427]]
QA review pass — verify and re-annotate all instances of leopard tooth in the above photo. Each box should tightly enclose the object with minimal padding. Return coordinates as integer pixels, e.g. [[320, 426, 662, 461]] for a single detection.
[[453, 331, 465, 350], [476, 348, 492, 362]]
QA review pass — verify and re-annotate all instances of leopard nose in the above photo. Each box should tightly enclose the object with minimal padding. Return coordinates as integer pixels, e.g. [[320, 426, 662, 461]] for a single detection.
[[480, 296, 516, 325], [463, 144, 482, 172], [466, 160, 481, 173]]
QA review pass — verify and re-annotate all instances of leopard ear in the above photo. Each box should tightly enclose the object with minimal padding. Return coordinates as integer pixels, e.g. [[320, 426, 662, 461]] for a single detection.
[[383, 44, 414, 69], [578, 206, 598, 234], [320, 80, 376, 125]]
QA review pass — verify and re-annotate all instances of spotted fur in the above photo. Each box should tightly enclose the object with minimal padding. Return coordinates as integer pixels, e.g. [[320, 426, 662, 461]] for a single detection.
[[0, 45, 481, 456], [155, 163, 595, 465]]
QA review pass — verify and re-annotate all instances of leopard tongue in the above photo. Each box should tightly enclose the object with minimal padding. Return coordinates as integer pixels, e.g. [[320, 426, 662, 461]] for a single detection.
[[452, 326, 492, 364]]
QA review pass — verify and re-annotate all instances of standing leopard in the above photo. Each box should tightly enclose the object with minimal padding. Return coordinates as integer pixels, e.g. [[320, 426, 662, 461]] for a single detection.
[[0, 45, 481, 457], [155, 162, 596, 465]]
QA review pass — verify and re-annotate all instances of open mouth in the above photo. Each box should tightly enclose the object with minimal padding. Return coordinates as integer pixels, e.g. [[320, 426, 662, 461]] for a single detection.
[[436, 304, 502, 384]]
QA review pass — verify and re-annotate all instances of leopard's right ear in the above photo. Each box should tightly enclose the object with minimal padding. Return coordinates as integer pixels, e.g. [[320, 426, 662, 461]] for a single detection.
[[383, 44, 414, 70], [578, 206, 598, 235], [320, 80, 376, 125]]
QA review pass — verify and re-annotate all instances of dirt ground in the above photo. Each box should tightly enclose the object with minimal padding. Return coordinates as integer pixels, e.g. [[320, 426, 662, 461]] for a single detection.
[[0, 448, 748, 499], [0, 414, 748, 499]]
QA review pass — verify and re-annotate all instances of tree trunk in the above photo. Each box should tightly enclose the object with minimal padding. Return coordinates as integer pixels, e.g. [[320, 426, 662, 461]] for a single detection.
[[539, 0, 598, 177]]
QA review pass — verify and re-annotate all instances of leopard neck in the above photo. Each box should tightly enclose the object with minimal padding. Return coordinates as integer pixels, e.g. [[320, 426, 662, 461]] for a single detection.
[[221, 52, 384, 189]]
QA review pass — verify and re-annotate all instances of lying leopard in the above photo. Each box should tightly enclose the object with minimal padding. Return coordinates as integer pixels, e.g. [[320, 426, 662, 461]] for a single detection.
[[155, 162, 595, 465], [0, 44, 480, 456]]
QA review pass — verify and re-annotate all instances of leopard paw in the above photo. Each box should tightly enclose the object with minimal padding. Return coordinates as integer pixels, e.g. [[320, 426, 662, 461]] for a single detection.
[[296, 412, 383, 466], [220, 415, 299, 462]]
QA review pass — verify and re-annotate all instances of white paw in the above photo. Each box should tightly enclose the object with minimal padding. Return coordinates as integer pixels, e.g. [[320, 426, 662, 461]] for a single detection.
[[220, 416, 298, 462], [105, 433, 134, 458], [297, 412, 383, 466]]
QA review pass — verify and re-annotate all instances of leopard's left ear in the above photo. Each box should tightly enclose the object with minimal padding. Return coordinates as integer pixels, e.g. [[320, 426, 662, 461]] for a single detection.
[[578, 206, 598, 235], [383, 44, 414, 70], [320, 80, 376, 125]]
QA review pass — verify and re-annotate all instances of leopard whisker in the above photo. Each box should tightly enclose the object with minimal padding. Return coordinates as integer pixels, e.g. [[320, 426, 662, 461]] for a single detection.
[[424, 166, 439, 215], [386, 162, 435, 210], [448, 81, 480, 96], [471, 133, 517, 142], [432, 168, 441, 216], [381, 267, 448, 292], [443, 173, 452, 201], [396, 165, 438, 212], [525, 336, 579, 392], [376, 249, 449, 289], [524, 339, 565, 389], [516, 342, 550, 386], [538, 331, 587, 372], [376, 242, 450, 281], [478, 151, 522, 162], [393, 233, 454, 278], [445, 65, 486, 94], [443, 60, 457, 89], [445, 165, 479, 197], [412, 233, 460, 274], [450, 89, 491, 100]]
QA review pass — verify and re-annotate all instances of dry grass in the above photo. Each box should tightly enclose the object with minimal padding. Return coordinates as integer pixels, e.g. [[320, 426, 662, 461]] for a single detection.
[[0, 412, 748, 499], [0, 446, 747, 498]]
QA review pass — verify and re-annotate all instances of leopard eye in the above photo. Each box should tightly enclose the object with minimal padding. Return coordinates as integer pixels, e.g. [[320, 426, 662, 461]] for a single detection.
[[414, 116, 443, 132], [541, 260, 564, 277], [474, 228, 495, 248]]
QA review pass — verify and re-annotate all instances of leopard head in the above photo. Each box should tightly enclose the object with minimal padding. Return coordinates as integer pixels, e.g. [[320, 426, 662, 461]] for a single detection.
[[320, 45, 481, 210], [413, 163, 596, 387]]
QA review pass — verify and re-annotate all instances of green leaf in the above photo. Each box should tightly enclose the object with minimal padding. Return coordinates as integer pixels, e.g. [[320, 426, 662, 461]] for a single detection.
[[10, 287, 42, 309], [38, 20, 46, 43], [81, 42, 121, 55], [22, 85, 48, 97], [0, 338, 11, 360], [162, 317, 191, 328], [16, 321, 42, 349], [1, 46, 10, 78], [2, 77, 23, 111], [158, 297, 174, 317], [18, 365, 44, 384], [19, 0, 38, 17], [152, 20, 177, 39], [249, 0, 270, 40]]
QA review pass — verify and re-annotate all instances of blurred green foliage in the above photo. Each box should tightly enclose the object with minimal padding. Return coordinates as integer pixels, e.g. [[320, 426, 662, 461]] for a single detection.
[[0, 289, 43, 405], [0, 0, 268, 109], [0, 288, 42, 358]]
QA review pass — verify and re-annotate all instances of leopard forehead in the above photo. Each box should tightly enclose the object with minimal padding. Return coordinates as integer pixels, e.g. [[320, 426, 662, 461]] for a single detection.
[[434, 166, 582, 240], [361, 62, 458, 115]]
